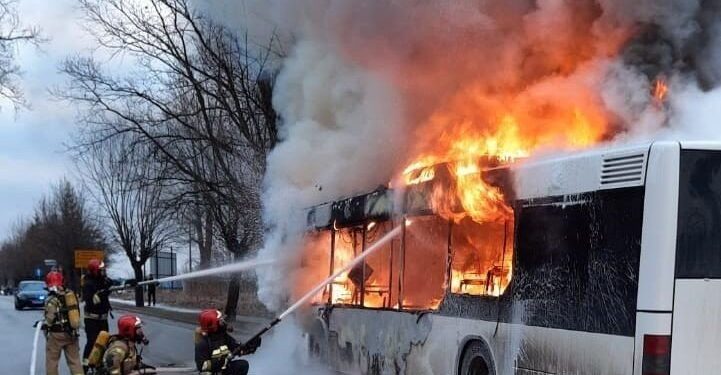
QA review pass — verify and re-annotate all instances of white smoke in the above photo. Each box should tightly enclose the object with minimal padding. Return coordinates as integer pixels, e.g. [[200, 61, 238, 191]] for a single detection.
[[247, 317, 334, 375], [187, 0, 721, 310], [177, 1, 721, 374], [191, 5, 721, 373]]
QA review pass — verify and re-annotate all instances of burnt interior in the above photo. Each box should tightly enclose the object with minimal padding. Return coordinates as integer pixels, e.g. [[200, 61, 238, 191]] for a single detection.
[[300, 165, 515, 311]]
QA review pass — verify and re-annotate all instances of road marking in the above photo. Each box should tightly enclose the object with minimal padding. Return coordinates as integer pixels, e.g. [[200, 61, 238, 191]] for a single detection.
[[29, 320, 42, 375]]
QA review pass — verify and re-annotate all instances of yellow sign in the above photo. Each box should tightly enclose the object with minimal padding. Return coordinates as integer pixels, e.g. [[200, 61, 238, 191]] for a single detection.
[[74, 250, 105, 269]]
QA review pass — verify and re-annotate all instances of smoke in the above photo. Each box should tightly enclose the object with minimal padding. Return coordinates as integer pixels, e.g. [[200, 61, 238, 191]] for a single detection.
[[248, 0, 721, 304], [247, 318, 334, 375], [196, 0, 721, 340]]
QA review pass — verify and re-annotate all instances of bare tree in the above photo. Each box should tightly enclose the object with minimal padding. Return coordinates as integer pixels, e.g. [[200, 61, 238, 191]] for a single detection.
[[0, 0, 41, 108], [77, 132, 175, 307], [0, 180, 106, 288], [59, 0, 278, 317]]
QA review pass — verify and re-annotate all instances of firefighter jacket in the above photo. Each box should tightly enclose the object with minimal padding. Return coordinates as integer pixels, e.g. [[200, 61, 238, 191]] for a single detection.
[[44, 291, 76, 335], [102, 338, 138, 375], [82, 275, 111, 318], [194, 328, 240, 374]]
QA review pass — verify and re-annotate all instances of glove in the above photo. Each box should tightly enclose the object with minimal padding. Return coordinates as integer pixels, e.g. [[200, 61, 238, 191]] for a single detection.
[[242, 337, 261, 354]]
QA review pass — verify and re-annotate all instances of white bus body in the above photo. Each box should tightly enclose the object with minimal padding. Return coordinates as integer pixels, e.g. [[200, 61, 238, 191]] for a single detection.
[[303, 141, 720, 375]]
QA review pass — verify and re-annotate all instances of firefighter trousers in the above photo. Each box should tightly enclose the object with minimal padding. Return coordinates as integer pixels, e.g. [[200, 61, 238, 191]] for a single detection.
[[83, 318, 109, 361], [46, 331, 84, 375], [225, 359, 249, 375]]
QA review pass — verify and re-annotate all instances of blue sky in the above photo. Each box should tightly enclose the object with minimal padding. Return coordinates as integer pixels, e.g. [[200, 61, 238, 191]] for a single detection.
[[0, 0, 92, 238]]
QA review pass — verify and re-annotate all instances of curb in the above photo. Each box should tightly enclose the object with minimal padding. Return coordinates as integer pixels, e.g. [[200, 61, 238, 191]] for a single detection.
[[110, 301, 268, 336]]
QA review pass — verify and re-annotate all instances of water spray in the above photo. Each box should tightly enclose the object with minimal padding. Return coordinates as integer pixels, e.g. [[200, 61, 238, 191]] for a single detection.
[[106, 257, 279, 293], [136, 258, 278, 286], [239, 225, 403, 349], [29, 320, 42, 375]]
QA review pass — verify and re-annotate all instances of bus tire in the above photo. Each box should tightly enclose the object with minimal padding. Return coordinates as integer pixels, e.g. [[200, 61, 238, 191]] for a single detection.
[[459, 340, 495, 375]]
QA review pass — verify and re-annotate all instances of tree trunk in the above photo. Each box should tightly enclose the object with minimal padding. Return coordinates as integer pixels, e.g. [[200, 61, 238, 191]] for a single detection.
[[224, 274, 241, 322], [223, 248, 244, 321], [198, 208, 213, 268], [133, 264, 145, 307]]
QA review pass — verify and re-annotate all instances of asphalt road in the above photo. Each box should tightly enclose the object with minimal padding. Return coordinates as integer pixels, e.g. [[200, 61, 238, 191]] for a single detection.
[[0, 295, 332, 375]]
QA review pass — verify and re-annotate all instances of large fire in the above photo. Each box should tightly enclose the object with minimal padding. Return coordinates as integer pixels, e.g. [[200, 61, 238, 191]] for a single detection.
[[292, 1, 653, 310], [295, 101, 611, 310], [396, 88, 610, 301]]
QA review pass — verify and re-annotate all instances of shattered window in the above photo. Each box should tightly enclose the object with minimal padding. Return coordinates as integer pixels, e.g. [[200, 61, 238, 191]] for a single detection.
[[402, 215, 449, 310], [513, 188, 644, 336], [449, 217, 513, 297], [296, 231, 332, 304], [360, 221, 397, 308], [328, 227, 363, 305]]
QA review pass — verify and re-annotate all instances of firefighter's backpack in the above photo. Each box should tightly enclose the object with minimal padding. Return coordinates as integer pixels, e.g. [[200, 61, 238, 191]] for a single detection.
[[87, 330, 112, 368], [63, 290, 81, 330]]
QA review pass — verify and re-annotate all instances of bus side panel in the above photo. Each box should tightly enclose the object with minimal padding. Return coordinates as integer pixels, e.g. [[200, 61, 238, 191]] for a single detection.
[[323, 308, 635, 375], [670, 280, 721, 374], [324, 309, 510, 375], [636, 142, 679, 312], [515, 326, 634, 375], [325, 308, 442, 375], [633, 142, 679, 375]]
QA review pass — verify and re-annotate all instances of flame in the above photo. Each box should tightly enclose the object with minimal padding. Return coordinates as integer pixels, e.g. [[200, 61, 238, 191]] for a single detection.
[[653, 78, 669, 104], [402, 102, 607, 224]]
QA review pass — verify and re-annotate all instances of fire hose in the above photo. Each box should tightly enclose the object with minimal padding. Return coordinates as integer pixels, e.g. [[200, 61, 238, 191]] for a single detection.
[[235, 226, 403, 352], [101, 228, 403, 353]]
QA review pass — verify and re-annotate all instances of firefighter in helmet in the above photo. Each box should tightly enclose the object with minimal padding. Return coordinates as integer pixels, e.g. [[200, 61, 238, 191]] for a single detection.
[[195, 309, 261, 375], [102, 314, 149, 375], [82, 258, 113, 371], [43, 271, 84, 375]]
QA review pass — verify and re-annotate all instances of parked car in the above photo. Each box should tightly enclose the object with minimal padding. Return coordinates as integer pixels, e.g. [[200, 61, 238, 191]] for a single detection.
[[14, 280, 48, 310]]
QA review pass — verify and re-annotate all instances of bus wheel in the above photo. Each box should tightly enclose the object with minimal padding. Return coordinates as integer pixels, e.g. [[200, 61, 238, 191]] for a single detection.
[[459, 340, 495, 375]]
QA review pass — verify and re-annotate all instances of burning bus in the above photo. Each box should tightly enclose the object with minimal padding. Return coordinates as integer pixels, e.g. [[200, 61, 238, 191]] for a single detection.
[[294, 140, 721, 375]]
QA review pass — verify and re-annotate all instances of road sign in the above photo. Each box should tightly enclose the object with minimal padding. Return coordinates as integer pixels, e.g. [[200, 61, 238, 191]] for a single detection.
[[74, 249, 105, 268], [44, 259, 57, 267]]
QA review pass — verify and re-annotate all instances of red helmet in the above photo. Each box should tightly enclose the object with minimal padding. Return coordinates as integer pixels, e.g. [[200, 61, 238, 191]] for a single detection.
[[87, 259, 105, 276], [45, 271, 64, 290], [118, 315, 143, 340], [199, 309, 225, 333]]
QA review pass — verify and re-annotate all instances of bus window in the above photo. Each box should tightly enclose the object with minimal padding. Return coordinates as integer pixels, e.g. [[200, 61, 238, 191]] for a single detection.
[[514, 188, 643, 336], [361, 221, 396, 308], [329, 227, 363, 305], [296, 230, 332, 304], [677, 150, 721, 278], [450, 217, 512, 296], [402, 215, 449, 310]]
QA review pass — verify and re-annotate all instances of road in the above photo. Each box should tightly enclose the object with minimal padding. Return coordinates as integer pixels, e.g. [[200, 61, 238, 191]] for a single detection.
[[0, 296, 332, 374]]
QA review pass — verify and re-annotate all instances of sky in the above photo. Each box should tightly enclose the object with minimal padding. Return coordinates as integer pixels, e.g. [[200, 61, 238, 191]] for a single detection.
[[0, 0, 92, 239], [0, 0, 196, 277]]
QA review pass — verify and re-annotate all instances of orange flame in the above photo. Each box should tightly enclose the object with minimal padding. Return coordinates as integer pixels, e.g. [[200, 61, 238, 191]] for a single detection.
[[402, 92, 607, 224], [653, 78, 669, 104]]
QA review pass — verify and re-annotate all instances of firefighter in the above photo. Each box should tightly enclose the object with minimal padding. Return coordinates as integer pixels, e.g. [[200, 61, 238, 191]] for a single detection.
[[82, 258, 113, 371], [43, 271, 84, 375], [195, 309, 261, 375], [102, 314, 149, 375]]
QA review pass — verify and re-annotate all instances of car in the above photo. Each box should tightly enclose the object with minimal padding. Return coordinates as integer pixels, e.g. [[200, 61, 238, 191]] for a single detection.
[[14, 280, 48, 310]]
